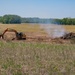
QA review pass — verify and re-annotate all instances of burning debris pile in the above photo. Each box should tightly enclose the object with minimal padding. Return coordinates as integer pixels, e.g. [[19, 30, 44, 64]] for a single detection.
[[40, 24, 75, 40], [49, 32, 75, 44], [60, 32, 75, 39]]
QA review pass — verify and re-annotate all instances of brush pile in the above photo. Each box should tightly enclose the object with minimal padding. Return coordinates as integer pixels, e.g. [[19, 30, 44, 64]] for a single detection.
[[60, 32, 75, 39]]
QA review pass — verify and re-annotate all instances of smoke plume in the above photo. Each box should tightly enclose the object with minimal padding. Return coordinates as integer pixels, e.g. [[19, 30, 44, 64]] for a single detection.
[[40, 24, 66, 38]]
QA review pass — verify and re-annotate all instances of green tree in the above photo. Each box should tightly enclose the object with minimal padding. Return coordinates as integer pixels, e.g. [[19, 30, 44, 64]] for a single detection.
[[0, 16, 2, 23], [2, 15, 21, 24]]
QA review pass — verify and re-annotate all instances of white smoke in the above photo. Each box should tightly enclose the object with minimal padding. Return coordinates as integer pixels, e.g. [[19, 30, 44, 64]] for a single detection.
[[40, 24, 66, 38]]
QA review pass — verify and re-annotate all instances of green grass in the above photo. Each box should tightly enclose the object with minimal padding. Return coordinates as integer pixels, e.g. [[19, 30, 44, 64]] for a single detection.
[[0, 41, 75, 75]]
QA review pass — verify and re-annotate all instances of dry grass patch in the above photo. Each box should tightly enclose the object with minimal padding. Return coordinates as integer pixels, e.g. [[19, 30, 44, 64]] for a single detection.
[[0, 41, 75, 75], [63, 25, 75, 32]]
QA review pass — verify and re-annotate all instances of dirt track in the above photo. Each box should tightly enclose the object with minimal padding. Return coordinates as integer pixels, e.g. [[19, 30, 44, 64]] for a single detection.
[[0, 31, 72, 44], [0, 24, 75, 44]]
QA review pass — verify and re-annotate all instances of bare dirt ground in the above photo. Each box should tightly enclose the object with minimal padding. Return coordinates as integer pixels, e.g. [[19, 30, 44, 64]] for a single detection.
[[1, 31, 71, 44]]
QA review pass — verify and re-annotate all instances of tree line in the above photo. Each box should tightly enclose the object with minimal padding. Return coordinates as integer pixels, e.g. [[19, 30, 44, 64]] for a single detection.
[[21, 18, 75, 25], [0, 15, 21, 24], [0, 15, 75, 25]]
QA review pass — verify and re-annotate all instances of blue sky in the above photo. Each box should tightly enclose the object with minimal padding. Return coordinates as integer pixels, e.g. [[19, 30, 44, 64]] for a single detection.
[[0, 0, 75, 18]]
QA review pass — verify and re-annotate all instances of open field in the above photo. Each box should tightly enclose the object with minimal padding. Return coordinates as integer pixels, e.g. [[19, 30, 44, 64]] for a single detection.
[[0, 23, 75, 35], [0, 23, 75, 43], [0, 23, 75, 75], [0, 23, 46, 36], [0, 23, 75, 31], [63, 25, 75, 32], [0, 23, 75, 33]]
